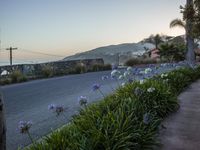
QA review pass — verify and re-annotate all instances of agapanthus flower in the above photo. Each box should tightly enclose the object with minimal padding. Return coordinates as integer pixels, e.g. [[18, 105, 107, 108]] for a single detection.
[[144, 68, 152, 74], [123, 71, 131, 79], [55, 105, 65, 116], [139, 80, 144, 85], [78, 96, 88, 106], [48, 104, 65, 116], [92, 83, 101, 91], [143, 113, 151, 125], [127, 67, 132, 72], [161, 63, 167, 67], [121, 82, 126, 87], [18, 120, 32, 134], [118, 75, 124, 80], [102, 75, 109, 81], [134, 87, 144, 96], [48, 104, 56, 110], [139, 70, 145, 74], [172, 63, 177, 67], [147, 87, 155, 93], [161, 73, 168, 78], [111, 70, 121, 79]]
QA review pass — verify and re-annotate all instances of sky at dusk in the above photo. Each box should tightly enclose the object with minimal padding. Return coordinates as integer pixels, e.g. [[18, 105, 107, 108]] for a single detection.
[[0, 0, 185, 65]]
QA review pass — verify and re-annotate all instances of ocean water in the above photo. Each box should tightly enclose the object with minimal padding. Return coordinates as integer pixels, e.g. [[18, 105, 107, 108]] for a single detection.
[[0, 61, 31, 66], [0, 60, 56, 66]]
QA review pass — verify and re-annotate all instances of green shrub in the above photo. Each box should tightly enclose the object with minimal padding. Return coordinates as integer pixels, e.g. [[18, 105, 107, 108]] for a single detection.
[[66, 65, 87, 74], [154, 67, 199, 94], [90, 64, 112, 72], [74, 65, 87, 74], [0, 78, 12, 85], [26, 66, 200, 150], [10, 70, 27, 83], [64, 64, 111, 75], [41, 65, 54, 78]]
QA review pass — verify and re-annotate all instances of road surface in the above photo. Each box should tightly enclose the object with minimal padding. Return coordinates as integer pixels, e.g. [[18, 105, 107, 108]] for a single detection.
[[2, 70, 118, 150]]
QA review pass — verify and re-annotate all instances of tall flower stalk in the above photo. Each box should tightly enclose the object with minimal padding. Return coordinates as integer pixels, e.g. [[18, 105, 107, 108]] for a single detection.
[[102, 75, 115, 92], [18, 121, 36, 148], [92, 83, 105, 98]]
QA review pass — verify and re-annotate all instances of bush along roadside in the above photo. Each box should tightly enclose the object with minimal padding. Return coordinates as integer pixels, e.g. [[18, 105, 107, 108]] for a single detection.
[[24, 64, 200, 150], [0, 64, 112, 85], [0, 70, 28, 85]]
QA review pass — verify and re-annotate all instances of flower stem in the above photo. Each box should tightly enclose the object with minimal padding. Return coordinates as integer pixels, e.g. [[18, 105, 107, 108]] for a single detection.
[[116, 79, 121, 87], [98, 89, 105, 98], [27, 131, 36, 149], [109, 84, 115, 92]]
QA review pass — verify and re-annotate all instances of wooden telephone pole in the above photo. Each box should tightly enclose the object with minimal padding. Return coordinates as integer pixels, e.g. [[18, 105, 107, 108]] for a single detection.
[[6, 47, 17, 66]]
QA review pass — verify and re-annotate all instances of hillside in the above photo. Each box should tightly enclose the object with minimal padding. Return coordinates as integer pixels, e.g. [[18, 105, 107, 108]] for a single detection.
[[63, 42, 155, 64], [63, 35, 184, 64]]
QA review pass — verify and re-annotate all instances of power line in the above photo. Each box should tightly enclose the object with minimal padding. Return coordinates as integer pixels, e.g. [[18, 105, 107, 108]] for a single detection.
[[1, 48, 66, 58], [19, 49, 64, 58], [14, 59, 35, 63], [1, 47, 65, 65]]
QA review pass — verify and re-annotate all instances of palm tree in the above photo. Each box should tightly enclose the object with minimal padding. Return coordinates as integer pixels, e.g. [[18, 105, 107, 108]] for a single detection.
[[170, 0, 195, 64], [154, 34, 163, 49], [159, 43, 185, 62], [145, 34, 163, 49], [170, 18, 186, 29], [185, 0, 195, 64]]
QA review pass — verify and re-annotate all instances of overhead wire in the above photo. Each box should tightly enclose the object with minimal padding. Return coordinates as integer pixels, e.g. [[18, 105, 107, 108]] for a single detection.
[[19, 49, 65, 58], [0, 47, 66, 65]]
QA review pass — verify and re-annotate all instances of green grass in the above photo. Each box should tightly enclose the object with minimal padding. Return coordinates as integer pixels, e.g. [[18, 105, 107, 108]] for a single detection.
[[25, 66, 200, 150]]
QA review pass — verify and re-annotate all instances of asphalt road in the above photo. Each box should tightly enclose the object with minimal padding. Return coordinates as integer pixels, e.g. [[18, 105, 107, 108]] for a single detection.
[[2, 70, 118, 150]]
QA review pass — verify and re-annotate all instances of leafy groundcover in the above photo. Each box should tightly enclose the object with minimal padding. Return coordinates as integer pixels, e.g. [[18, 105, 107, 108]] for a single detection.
[[26, 66, 200, 150]]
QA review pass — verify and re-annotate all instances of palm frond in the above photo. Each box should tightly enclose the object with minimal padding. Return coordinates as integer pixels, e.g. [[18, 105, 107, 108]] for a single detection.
[[170, 18, 186, 29]]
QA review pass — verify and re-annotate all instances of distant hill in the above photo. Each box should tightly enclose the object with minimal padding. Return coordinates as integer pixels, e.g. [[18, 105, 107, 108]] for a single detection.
[[63, 42, 155, 64], [63, 35, 184, 64]]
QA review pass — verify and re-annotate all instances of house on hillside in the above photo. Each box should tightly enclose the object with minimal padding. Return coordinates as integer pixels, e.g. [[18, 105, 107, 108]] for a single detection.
[[150, 48, 160, 60]]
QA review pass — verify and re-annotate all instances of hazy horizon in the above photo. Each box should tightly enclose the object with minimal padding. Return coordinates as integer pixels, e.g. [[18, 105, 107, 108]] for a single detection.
[[0, 0, 185, 65]]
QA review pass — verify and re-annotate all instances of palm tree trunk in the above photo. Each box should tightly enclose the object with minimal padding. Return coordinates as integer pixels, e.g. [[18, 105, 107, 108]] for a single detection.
[[0, 88, 6, 150], [186, 0, 195, 64]]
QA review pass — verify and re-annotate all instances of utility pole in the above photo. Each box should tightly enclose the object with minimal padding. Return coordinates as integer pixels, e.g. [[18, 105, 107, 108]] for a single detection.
[[6, 47, 17, 66]]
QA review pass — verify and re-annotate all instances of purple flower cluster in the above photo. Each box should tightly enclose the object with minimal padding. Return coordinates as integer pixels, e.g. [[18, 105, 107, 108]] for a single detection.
[[48, 104, 65, 116], [78, 96, 88, 106], [143, 113, 151, 125], [48, 104, 56, 110], [55, 105, 65, 116], [102, 75, 109, 81], [92, 83, 101, 91], [18, 120, 32, 134], [111, 70, 121, 79], [134, 87, 144, 97]]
